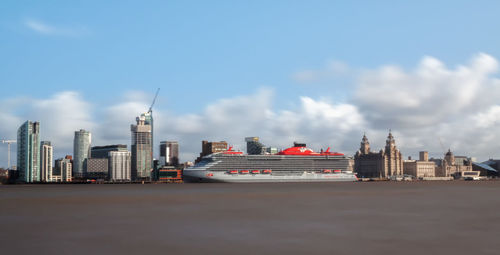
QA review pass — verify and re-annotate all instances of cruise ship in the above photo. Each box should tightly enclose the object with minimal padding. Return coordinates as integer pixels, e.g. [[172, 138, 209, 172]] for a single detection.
[[183, 145, 358, 183]]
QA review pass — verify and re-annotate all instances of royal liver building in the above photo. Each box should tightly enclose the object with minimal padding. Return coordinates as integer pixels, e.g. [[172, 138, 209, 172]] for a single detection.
[[354, 131, 403, 178]]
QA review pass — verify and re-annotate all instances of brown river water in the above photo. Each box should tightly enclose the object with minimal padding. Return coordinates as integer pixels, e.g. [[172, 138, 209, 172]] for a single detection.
[[1, 181, 500, 255]]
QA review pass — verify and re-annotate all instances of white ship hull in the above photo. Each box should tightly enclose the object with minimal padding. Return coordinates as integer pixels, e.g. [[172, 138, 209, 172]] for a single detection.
[[184, 170, 358, 183]]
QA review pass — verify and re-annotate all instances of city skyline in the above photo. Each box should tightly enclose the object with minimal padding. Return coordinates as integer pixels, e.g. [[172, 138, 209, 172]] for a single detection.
[[0, 118, 492, 169], [2, 1, 500, 166]]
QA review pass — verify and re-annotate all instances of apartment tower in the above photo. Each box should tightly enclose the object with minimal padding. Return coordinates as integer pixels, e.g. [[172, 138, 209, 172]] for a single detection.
[[73, 129, 91, 178], [40, 141, 53, 182], [17, 120, 40, 182]]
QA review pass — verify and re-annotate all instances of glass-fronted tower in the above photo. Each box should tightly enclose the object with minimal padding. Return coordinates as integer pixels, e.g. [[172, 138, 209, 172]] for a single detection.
[[17, 120, 40, 182], [160, 141, 179, 167], [73, 129, 91, 178], [131, 113, 153, 180]]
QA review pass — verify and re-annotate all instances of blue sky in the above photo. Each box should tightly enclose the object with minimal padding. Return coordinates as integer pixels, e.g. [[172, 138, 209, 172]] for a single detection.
[[1, 1, 500, 166]]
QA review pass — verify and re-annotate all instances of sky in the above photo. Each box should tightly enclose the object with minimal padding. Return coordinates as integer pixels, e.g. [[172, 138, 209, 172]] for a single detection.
[[1, 0, 500, 167]]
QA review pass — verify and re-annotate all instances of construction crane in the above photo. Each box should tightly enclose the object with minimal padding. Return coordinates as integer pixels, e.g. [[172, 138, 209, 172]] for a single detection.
[[438, 137, 450, 168], [438, 137, 446, 154], [148, 88, 160, 166], [148, 88, 160, 114], [1, 140, 16, 169]]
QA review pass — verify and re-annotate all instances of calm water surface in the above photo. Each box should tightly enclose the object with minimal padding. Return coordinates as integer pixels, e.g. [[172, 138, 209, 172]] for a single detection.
[[1, 181, 500, 255]]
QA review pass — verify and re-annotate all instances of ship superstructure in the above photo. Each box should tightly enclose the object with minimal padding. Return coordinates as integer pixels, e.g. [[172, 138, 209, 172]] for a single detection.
[[184, 145, 357, 183]]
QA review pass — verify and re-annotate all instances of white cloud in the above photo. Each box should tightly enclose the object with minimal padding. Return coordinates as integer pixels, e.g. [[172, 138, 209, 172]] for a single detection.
[[154, 88, 366, 162], [24, 19, 89, 37], [352, 53, 500, 159], [0, 92, 94, 166], [355, 53, 500, 129], [2, 53, 500, 167], [30, 92, 95, 152]]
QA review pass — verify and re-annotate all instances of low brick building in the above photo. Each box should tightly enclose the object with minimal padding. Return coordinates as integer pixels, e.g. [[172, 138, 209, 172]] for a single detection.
[[403, 151, 436, 178]]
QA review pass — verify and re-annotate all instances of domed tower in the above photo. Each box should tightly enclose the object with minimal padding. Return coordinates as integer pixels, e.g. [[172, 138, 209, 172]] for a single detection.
[[360, 133, 370, 155], [444, 149, 455, 166]]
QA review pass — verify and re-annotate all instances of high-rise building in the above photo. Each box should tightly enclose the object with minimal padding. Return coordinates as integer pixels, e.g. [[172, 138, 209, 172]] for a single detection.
[[73, 129, 91, 178], [109, 151, 131, 181], [245, 137, 267, 155], [17, 120, 40, 182], [131, 113, 153, 180], [40, 141, 53, 182], [160, 141, 179, 167], [354, 131, 403, 178]]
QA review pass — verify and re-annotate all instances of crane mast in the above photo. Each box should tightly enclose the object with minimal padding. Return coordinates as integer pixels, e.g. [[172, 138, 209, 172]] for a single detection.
[[1, 140, 16, 169], [148, 88, 159, 177], [148, 88, 160, 113]]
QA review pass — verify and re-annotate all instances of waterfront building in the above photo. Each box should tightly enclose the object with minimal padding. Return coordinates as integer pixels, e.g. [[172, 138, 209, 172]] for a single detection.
[[203, 140, 228, 154], [73, 129, 91, 178], [157, 166, 182, 183], [90, 145, 131, 181], [354, 132, 403, 178], [109, 151, 131, 181], [131, 113, 153, 180], [17, 120, 40, 182], [475, 159, 500, 177], [54, 157, 72, 182], [403, 151, 436, 178], [246, 137, 267, 155], [195, 140, 228, 163], [472, 162, 498, 177], [479, 159, 500, 173], [85, 158, 108, 180], [40, 141, 53, 182], [434, 150, 477, 178], [160, 141, 179, 167], [91, 144, 128, 158]]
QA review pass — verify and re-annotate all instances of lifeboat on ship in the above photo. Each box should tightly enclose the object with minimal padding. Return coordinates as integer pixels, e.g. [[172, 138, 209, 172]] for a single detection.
[[251, 170, 260, 174], [228, 170, 238, 174], [240, 170, 250, 174], [323, 169, 332, 173], [262, 169, 272, 174]]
